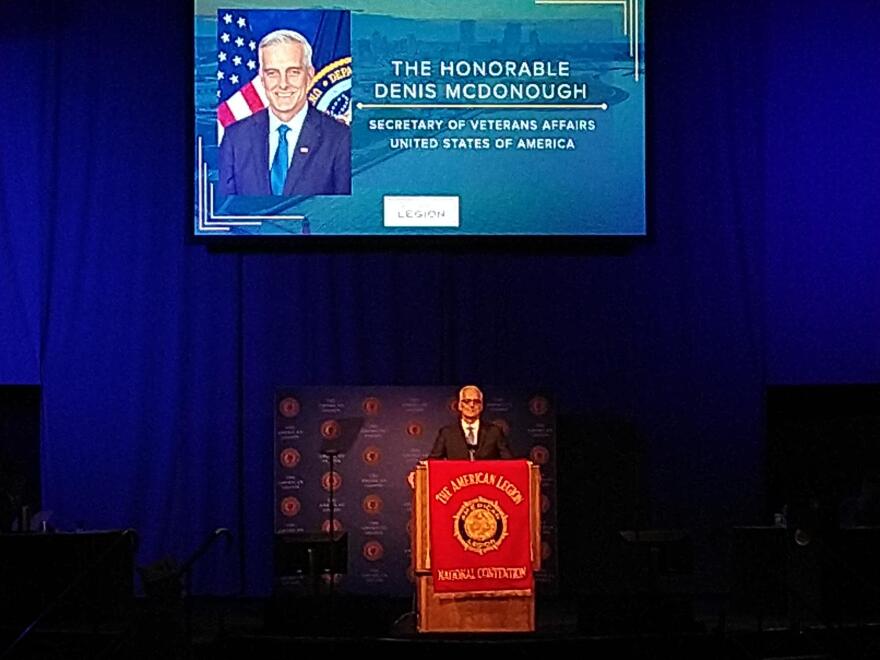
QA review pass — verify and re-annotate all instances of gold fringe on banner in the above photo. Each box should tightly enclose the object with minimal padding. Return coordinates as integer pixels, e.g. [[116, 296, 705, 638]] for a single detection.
[[435, 588, 534, 600]]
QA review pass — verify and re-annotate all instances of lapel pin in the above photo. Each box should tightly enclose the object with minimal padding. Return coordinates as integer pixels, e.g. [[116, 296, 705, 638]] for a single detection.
[[299, 146, 309, 154]]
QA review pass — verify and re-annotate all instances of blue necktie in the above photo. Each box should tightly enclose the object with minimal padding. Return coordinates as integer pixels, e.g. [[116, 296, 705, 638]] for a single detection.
[[270, 125, 290, 195]]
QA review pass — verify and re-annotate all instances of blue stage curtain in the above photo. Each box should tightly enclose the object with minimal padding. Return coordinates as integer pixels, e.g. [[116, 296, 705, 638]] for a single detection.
[[0, 0, 877, 595]]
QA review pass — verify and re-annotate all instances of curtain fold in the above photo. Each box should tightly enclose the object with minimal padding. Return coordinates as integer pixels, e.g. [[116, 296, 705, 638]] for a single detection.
[[4, 0, 874, 596]]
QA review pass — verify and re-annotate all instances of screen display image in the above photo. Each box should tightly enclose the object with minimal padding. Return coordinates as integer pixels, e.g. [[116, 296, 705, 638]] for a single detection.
[[194, 0, 645, 237]]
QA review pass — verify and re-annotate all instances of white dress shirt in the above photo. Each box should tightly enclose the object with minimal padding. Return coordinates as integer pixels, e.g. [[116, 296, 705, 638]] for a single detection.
[[267, 104, 308, 169], [461, 419, 480, 445]]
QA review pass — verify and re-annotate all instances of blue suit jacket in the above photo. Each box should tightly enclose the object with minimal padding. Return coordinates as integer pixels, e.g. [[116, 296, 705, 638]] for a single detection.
[[219, 107, 351, 196]]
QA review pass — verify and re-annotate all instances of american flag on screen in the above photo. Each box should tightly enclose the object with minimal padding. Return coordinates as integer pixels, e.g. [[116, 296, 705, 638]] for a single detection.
[[215, 9, 352, 143]]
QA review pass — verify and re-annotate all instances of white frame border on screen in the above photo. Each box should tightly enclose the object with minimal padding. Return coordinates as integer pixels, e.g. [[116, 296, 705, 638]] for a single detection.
[[191, 0, 646, 243]]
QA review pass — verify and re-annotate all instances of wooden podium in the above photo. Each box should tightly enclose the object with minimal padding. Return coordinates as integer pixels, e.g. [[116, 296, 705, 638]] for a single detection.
[[411, 459, 541, 633]]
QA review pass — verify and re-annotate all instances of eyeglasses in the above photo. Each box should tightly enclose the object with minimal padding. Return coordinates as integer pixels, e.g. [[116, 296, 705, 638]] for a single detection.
[[460, 398, 483, 405]]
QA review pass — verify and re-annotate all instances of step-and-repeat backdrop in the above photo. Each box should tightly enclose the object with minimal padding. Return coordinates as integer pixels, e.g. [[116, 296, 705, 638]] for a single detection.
[[274, 386, 557, 596]]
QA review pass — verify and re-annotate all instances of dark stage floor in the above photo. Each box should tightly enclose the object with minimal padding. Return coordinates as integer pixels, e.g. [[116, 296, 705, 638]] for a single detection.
[[4, 592, 880, 659]]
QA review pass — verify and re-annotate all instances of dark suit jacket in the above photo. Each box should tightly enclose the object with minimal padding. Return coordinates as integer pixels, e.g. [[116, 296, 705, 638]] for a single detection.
[[428, 421, 512, 460], [219, 107, 351, 196]]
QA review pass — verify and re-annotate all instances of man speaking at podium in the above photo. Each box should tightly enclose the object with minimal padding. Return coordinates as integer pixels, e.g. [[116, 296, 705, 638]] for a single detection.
[[429, 385, 512, 461]]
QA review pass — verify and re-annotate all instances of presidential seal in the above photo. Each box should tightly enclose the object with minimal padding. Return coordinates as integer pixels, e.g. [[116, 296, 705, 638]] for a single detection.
[[453, 496, 509, 555]]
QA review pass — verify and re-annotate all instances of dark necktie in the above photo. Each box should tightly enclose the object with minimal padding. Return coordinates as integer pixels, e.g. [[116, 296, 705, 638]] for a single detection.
[[270, 125, 290, 195]]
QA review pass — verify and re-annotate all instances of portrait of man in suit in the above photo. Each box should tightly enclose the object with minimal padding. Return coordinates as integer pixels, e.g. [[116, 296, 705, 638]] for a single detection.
[[218, 29, 351, 197], [429, 385, 513, 461]]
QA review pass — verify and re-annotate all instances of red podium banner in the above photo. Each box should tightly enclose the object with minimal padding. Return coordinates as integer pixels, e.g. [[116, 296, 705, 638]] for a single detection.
[[427, 460, 533, 594]]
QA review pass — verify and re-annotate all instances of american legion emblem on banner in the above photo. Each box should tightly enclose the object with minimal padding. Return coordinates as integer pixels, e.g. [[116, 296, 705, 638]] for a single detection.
[[427, 460, 533, 594]]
